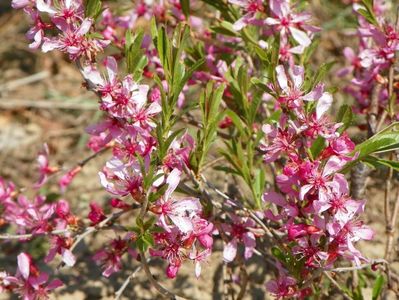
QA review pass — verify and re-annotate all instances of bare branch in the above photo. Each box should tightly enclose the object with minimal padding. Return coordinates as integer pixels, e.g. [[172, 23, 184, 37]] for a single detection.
[[114, 258, 151, 300], [327, 259, 388, 273], [324, 272, 352, 300], [139, 250, 188, 300], [0, 229, 69, 240]]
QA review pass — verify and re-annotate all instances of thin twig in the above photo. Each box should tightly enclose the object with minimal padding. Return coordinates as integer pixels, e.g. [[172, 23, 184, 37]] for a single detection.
[[139, 250, 188, 300], [0, 229, 69, 240], [0, 99, 98, 110], [0, 71, 49, 92], [114, 258, 151, 299], [323, 272, 352, 300], [69, 209, 130, 252], [77, 145, 110, 168], [327, 259, 388, 273], [385, 189, 399, 260], [56, 208, 137, 270]]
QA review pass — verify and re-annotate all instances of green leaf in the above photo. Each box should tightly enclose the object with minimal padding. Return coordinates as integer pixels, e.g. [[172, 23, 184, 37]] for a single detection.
[[148, 184, 169, 202], [180, 0, 190, 17], [356, 133, 399, 159], [84, 0, 102, 19], [125, 29, 148, 80], [271, 246, 286, 263], [226, 109, 246, 136], [211, 21, 238, 37], [357, 1, 378, 26], [311, 61, 335, 89], [336, 104, 353, 133], [363, 156, 399, 171], [372, 274, 384, 300], [310, 137, 326, 159]]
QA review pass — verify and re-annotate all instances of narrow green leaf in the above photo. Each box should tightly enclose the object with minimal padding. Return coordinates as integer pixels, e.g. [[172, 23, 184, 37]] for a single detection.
[[312, 61, 335, 89], [226, 109, 245, 136], [336, 104, 353, 133], [372, 274, 384, 300], [310, 137, 326, 159], [180, 0, 190, 17], [84, 0, 102, 19], [363, 156, 399, 171]]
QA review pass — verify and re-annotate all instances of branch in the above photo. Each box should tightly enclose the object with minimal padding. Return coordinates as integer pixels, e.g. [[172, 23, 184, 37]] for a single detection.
[[327, 259, 388, 273], [114, 257, 151, 300], [69, 209, 133, 252], [57, 206, 138, 269], [0, 71, 49, 93], [139, 250, 188, 300], [0, 228, 69, 240], [324, 272, 352, 300]]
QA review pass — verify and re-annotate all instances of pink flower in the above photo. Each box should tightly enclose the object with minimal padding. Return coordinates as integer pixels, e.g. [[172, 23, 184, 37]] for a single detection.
[[35, 144, 58, 188], [99, 157, 143, 198], [24, 7, 52, 49], [261, 123, 300, 163], [266, 0, 316, 51], [163, 132, 195, 171], [266, 272, 297, 299], [299, 156, 348, 204], [263, 191, 298, 222], [222, 214, 257, 262], [36, 0, 84, 24], [152, 169, 202, 233], [59, 166, 81, 193], [88, 202, 106, 225], [93, 237, 132, 277], [1, 253, 63, 299], [229, 0, 265, 31], [150, 228, 186, 279], [189, 248, 211, 278], [42, 18, 109, 60], [275, 65, 333, 119], [45, 235, 76, 267]]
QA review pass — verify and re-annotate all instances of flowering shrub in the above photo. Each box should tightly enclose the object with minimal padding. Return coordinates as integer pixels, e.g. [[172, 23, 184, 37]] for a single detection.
[[1, 0, 399, 299]]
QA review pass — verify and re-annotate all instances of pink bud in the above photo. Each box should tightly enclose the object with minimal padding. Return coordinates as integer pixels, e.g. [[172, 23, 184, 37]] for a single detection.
[[198, 234, 213, 249]]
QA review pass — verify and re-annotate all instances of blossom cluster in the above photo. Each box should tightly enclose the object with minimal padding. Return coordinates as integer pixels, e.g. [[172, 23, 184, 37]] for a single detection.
[[340, 0, 399, 116], [1, 0, 384, 299], [261, 65, 374, 297]]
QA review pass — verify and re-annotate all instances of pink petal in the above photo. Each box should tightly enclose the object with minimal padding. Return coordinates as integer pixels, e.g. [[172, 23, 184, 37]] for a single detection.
[[165, 169, 181, 200], [47, 279, 63, 290], [77, 19, 93, 36], [17, 253, 31, 280], [290, 27, 311, 47], [276, 65, 288, 91], [62, 249, 76, 267], [223, 239, 237, 262], [316, 92, 333, 119]]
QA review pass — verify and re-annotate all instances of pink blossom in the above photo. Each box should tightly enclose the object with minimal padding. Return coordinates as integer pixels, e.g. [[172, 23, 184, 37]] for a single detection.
[[88, 202, 106, 225], [45, 235, 76, 267], [59, 166, 81, 193], [152, 169, 202, 233], [93, 237, 132, 277], [42, 18, 109, 60], [36, 0, 84, 24], [35, 144, 58, 188], [222, 214, 257, 262], [188, 248, 211, 278], [229, 0, 265, 31], [266, 273, 297, 299], [0, 253, 63, 299], [150, 228, 186, 279], [99, 157, 143, 198], [266, 0, 316, 51]]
